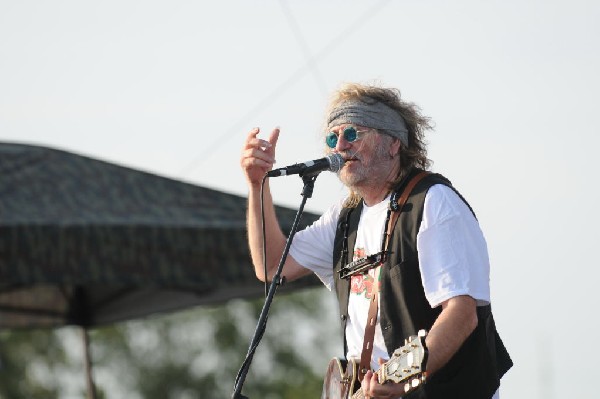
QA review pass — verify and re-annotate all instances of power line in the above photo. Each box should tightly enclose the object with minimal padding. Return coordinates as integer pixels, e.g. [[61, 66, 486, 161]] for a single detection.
[[178, 0, 392, 178], [278, 0, 329, 98]]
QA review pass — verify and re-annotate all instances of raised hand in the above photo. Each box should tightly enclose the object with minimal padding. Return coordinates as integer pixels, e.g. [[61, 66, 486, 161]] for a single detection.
[[240, 127, 280, 186]]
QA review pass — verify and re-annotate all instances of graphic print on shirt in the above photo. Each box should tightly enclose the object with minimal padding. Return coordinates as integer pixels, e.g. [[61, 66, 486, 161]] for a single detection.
[[349, 247, 380, 299]]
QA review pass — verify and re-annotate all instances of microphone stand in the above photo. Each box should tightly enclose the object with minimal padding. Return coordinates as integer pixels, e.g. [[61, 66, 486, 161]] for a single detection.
[[232, 173, 318, 399]]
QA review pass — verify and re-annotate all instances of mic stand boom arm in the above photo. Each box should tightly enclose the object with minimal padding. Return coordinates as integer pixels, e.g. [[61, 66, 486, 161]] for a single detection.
[[232, 173, 318, 399]]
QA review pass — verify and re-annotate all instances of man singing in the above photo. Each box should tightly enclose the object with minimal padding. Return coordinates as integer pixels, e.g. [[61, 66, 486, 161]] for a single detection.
[[240, 83, 512, 398]]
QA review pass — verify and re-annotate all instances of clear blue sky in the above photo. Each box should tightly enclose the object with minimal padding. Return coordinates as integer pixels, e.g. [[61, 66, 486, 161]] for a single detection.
[[2, 1, 599, 397]]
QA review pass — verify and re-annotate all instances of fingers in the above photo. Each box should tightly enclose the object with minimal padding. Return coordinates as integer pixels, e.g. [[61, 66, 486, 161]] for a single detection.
[[243, 129, 274, 165], [241, 127, 280, 184], [243, 127, 278, 159], [362, 369, 404, 399], [266, 127, 279, 152], [361, 370, 374, 398]]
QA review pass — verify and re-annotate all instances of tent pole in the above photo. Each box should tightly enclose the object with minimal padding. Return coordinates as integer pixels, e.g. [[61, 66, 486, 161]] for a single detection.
[[82, 327, 98, 399]]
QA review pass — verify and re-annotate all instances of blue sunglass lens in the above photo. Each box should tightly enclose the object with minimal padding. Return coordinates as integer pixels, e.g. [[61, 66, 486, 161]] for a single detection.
[[326, 126, 360, 148], [343, 126, 358, 142], [326, 132, 338, 148]]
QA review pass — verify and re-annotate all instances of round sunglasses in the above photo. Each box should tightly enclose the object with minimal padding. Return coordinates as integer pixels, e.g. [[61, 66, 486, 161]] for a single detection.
[[325, 126, 369, 149]]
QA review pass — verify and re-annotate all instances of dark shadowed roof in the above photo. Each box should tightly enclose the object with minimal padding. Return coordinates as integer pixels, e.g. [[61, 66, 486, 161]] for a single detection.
[[0, 142, 321, 328]]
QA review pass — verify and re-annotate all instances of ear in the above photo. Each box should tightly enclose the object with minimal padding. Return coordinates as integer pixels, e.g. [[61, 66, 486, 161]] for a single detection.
[[389, 138, 401, 157]]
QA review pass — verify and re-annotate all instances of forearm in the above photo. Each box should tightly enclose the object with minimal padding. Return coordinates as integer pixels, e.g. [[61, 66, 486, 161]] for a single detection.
[[425, 295, 478, 375], [241, 127, 309, 283], [246, 181, 288, 282]]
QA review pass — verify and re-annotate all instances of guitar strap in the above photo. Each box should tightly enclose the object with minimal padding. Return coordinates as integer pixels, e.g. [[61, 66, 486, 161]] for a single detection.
[[357, 171, 430, 382]]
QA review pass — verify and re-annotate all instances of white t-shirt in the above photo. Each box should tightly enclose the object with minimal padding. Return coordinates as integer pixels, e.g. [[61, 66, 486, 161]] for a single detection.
[[289, 184, 498, 397]]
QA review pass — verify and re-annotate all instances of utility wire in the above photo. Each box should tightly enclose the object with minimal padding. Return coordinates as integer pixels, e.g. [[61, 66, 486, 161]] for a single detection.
[[179, 0, 392, 178], [278, 0, 329, 98]]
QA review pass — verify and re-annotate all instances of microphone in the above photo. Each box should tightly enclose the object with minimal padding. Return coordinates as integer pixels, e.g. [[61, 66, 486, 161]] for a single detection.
[[267, 153, 345, 177]]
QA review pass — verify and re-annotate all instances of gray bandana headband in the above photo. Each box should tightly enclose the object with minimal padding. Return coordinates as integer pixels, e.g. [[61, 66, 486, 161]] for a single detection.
[[326, 98, 409, 146]]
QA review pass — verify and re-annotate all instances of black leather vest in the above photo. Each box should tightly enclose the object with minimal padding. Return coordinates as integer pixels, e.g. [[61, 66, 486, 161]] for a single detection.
[[332, 171, 512, 398]]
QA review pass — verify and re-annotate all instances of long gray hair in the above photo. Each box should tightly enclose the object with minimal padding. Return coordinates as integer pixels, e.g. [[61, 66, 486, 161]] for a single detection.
[[325, 83, 433, 207]]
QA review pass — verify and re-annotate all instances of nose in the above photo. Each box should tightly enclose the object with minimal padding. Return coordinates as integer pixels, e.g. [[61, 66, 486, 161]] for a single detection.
[[335, 133, 352, 152]]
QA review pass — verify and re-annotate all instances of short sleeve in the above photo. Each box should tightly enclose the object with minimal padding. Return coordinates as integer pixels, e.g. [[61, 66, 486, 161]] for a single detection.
[[289, 199, 345, 290], [417, 185, 491, 307]]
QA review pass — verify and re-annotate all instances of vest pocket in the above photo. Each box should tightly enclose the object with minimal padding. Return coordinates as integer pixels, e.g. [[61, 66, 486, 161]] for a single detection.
[[388, 256, 419, 279]]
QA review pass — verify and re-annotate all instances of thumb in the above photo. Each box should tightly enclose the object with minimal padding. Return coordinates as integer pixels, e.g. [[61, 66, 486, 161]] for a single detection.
[[267, 127, 280, 154]]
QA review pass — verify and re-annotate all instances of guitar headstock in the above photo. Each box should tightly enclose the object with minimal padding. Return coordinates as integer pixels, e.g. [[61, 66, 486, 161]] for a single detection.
[[379, 329, 428, 394]]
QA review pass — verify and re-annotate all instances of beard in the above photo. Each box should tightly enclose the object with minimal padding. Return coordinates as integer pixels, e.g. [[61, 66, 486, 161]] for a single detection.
[[337, 140, 395, 189], [338, 162, 366, 187]]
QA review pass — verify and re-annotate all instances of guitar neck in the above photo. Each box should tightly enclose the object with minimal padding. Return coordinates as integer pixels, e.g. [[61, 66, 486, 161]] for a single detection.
[[351, 385, 365, 399]]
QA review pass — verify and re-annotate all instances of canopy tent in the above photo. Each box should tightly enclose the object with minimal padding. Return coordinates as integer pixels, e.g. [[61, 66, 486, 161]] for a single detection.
[[0, 142, 324, 397], [0, 142, 321, 329]]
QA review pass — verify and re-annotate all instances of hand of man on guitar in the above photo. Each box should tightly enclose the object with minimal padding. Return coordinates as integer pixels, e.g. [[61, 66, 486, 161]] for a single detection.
[[360, 358, 405, 399]]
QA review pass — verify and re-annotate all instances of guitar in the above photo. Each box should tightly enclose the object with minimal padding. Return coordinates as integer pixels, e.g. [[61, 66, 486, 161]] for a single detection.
[[321, 330, 428, 399]]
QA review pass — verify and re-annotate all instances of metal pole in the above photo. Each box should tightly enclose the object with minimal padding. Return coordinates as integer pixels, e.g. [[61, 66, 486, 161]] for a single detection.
[[82, 327, 98, 399], [232, 174, 317, 398]]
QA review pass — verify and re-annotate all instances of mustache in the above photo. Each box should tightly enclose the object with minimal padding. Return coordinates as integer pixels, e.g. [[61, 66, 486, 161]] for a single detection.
[[339, 151, 360, 161]]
